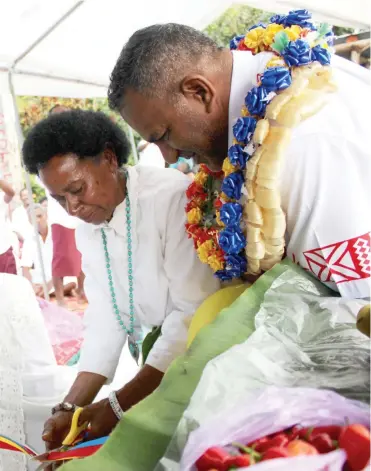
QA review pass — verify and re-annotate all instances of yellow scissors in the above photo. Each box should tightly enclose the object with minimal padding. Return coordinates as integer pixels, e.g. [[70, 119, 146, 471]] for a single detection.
[[34, 407, 90, 469], [61, 407, 89, 448]]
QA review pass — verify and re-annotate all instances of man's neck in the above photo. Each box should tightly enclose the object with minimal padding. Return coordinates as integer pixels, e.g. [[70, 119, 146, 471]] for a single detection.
[[219, 49, 234, 122], [39, 226, 48, 242]]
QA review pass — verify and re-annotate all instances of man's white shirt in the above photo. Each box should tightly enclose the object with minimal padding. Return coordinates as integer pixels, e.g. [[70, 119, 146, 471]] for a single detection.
[[229, 51, 371, 298]]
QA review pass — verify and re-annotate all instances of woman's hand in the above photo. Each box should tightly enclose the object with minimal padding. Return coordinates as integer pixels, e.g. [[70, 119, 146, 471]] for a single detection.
[[41, 411, 74, 470], [78, 398, 118, 439], [42, 410, 74, 451]]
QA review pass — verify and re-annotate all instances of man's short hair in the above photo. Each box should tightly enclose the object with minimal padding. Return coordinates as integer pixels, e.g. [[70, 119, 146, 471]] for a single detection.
[[108, 23, 221, 111]]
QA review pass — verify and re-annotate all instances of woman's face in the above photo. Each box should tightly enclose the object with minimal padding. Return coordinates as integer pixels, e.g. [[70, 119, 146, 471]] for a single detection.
[[39, 151, 122, 225]]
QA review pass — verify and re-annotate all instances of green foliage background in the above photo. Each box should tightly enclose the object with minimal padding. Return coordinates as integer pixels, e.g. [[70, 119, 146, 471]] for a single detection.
[[203, 5, 354, 47]]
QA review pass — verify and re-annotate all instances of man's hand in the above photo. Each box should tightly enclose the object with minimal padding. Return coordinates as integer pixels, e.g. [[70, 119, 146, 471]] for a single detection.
[[0, 178, 15, 203], [34, 284, 44, 297], [78, 399, 118, 439]]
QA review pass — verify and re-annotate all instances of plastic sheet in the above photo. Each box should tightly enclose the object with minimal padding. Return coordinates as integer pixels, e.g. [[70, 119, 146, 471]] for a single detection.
[[158, 265, 370, 470], [180, 387, 370, 470]]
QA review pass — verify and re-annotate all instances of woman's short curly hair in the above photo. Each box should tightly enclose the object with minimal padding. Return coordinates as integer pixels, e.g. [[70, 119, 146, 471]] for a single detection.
[[22, 109, 130, 174]]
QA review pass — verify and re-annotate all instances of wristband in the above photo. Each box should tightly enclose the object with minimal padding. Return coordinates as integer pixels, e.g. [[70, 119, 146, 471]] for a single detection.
[[108, 391, 124, 420]]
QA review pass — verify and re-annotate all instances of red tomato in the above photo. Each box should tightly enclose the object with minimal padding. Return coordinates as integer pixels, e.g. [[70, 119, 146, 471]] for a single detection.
[[339, 424, 370, 471]]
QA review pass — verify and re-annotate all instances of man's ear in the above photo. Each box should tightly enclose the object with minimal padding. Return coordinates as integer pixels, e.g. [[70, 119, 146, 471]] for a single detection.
[[180, 75, 216, 113]]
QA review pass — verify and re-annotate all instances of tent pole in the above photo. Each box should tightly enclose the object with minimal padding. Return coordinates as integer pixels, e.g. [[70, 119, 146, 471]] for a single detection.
[[7, 72, 50, 301], [128, 127, 139, 164], [5, 2, 87, 303]]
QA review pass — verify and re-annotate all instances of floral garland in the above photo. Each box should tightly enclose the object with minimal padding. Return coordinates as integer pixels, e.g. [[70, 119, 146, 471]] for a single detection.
[[186, 9, 337, 281]]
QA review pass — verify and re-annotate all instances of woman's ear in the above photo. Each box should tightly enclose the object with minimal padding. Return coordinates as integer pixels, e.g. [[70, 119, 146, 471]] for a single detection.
[[102, 145, 118, 171], [180, 75, 216, 113]]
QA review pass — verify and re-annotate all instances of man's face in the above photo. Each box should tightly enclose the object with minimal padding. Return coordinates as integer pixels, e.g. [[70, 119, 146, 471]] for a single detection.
[[33, 207, 48, 232], [20, 189, 29, 207], [121, 87, 228, 171]]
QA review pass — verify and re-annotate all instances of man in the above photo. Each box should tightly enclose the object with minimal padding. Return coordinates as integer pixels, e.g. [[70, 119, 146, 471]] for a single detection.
[[21, 204, 53, 296], [0, 176, 16, 274], [108, 22, 371, 299], [12, 187, 33, 242], [39, 196, 48, 212], [21, 204, 76, 297]]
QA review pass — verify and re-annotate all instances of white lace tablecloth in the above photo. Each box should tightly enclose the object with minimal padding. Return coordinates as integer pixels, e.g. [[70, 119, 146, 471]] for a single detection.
[[0, 275, 27, 471]]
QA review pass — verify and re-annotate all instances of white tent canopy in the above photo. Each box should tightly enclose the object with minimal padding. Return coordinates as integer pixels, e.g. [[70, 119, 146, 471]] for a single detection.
[[0, 0, 233, 97], [0, 0, 369, 98]]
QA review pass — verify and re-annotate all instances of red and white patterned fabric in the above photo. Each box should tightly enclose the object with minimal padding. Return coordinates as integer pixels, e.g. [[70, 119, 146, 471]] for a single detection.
[[303, 233, 370, 285]]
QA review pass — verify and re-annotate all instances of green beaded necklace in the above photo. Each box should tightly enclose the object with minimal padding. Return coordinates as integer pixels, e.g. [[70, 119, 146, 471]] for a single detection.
[[101, 175, 140, 364]]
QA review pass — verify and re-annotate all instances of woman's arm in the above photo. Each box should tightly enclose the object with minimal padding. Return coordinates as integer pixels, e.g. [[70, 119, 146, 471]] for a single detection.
[[42, 372, 107, 449], [77, 366, 163, 439], [64, 371, 107, 406]]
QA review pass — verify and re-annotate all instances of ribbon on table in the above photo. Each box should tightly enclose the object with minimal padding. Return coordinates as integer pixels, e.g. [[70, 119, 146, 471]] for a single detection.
[[0, 435, 37, 456], [0, 434, 108, 462]]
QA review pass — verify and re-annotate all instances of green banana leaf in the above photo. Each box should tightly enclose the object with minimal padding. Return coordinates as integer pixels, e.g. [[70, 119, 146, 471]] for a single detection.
[[61, 260, 295, 471]]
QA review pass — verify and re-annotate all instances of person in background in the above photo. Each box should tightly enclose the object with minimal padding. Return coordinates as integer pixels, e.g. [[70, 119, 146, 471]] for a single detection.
[[11, 187, 33, 243], [47, 105, 86, 306], [21, 204, 76, 298], [39, 196, 48, 212], [137, 139, 165, 168], [49, 104, 70, 115], [0, 176, 16, 274], [169, 156, 195, 180]]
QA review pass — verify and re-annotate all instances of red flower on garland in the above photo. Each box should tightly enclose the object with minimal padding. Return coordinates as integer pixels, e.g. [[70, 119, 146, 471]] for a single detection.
[[186, 224, 212, 248], [199, 164, 224, 179], [185, 197, 206, 212], [186, 181, 207, 200], [237, 41, 249, 51], [214, 198, 223, 210]]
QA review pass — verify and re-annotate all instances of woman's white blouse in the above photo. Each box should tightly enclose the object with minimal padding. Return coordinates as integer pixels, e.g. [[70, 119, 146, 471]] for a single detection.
[[75, 165, 219, 380]]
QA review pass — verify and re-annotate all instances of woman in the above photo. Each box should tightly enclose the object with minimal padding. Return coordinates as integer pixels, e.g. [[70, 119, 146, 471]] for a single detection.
[[22, 110, 219, 450]]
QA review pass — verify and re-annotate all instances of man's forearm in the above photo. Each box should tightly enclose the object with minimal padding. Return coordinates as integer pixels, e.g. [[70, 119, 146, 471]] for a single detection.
[[64, 372, 107, 406], [116, 365, 164, 411], [22, 267, 33, 284]]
